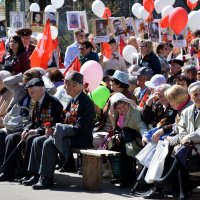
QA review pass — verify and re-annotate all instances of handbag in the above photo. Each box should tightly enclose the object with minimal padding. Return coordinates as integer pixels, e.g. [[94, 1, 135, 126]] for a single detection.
[[3, 103, 30, 132], [135, 142, 157, 168], [145, 140, 169, 183], [187, 144, 200, 173]]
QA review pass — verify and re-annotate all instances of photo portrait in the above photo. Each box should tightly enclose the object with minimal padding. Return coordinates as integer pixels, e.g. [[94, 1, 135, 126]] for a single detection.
[[79, 11, 89, 33], [148, 20, 160, 42], [44, 12, 58, 26], [0, 20, 6, 39], [135, 18, 149, 39], [93, 19, 108, 37], [110, 17, 126, 37], [125, 17, 138, 37], [66, 11, 80, 30], [10, 11, 25, 33], [30, 12, 44, 32]]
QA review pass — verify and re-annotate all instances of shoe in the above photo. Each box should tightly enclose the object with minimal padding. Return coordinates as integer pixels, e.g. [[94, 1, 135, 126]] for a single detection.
[[0, 172, 13, 182], [32, 177, 54, 190], [142, 188, 165, 199], [22, 175, 39, 186], [16, 176, 26, 184]]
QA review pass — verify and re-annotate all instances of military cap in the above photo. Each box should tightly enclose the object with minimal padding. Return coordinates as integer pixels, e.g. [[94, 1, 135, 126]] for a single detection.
[[16, 28, 32, 36]]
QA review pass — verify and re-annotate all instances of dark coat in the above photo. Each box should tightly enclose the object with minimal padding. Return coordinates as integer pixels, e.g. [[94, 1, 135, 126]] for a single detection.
[[27, 43, 36, 57], [27, 92, 63, 135], [139, 52, 161, 75]]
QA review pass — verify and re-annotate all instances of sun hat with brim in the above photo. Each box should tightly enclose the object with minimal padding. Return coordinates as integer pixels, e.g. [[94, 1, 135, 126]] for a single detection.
[[188, 81, 200, 95], [112, 70, 129, 85], [145, 74, 166, 89]]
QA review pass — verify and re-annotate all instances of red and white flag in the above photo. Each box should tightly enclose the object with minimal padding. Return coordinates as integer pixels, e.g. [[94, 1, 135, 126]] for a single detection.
[[63, 56, 81, 77], [30, 20, 52, 69], [0, 40, 5, 62], [119, 36, 126, 56]]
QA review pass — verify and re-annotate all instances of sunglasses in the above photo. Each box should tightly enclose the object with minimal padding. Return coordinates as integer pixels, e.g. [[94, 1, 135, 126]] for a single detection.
[[79, 47, 86, 50]]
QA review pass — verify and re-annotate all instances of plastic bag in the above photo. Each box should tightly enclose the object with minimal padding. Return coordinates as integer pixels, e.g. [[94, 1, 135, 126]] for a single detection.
[[135, 142, 157, 168], [145, 140, 169, 183]]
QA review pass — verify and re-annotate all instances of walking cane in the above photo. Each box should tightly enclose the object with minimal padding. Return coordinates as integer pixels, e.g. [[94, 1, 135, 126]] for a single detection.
[[0, 139, 24, 172]]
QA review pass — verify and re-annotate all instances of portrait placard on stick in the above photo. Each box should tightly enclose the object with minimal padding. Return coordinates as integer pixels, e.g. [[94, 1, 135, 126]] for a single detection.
[[44, 12, 59, 27], [10, 11, 25, 33], [66, 11, 80, 30], [79, 11, 88, 33], [30, 12, 44, 33], [0, 20, 7, 39], [109, 17, 126, 37]]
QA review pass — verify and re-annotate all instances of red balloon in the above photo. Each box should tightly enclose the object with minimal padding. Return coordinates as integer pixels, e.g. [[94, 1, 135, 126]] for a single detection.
[[169, 7, 188, 35], [143, 0, 154, 12], [160, 15, 169, 28], [102, 7, 112, 19], [187, 0, 198, 10]]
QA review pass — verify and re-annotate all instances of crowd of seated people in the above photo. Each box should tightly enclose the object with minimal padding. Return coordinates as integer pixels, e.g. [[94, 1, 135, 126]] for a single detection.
[[1, 26, 200, 200]]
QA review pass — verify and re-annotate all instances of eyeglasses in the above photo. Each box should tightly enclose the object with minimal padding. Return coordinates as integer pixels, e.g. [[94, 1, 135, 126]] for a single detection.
[[79, 47, 86, 50]]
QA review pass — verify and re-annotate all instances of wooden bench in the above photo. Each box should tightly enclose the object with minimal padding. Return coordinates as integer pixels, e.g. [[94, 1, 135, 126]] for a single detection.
[[80, 149, 120, 190]]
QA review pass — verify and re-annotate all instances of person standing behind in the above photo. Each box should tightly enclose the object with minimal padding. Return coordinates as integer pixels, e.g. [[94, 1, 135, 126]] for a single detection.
[[64, 28, 85, 69], [79, 40, 99, 65], [139, 40, 161, 75], [102, 37, 127, 75], [1, 35, 30, 74], [16, 28, 35, 57]]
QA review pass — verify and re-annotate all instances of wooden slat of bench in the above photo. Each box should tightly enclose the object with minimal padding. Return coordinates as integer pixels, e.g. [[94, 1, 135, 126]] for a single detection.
[[80, 149, 120, 157]]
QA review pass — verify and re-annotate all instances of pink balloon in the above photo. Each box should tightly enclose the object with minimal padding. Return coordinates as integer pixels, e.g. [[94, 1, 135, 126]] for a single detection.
[[80, 60, 103, 91]]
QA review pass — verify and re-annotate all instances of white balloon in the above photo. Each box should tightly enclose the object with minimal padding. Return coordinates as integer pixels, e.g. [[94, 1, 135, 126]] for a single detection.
[[30, 3, 40, 12], [161, 5, 174, 18], [139, 6, 149, 20], [44, 5, 56, 12], [122, 45, 138, 64], [132, 3, 142, 19], [50, 26, 58, 40], [190, 0, 198, 3], [92, 0, 105, 18], [51, 0, 64, 9], [188, 11, 200, 32], [155, 0, 175, 14], [36, 33, 43, 42], [7, 29, 15, 38]]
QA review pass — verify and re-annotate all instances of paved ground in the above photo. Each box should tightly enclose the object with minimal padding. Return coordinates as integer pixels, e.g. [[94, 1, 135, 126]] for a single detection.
[[1, 171, 200, 200]]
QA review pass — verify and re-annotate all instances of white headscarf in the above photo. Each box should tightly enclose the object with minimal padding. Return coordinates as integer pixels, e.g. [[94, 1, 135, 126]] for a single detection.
[[109, 92, 136, 116]]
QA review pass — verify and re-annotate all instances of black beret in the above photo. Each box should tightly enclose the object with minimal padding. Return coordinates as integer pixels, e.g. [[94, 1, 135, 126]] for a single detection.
[[25, 78, 44, 89], [16, 28, 32, 36]]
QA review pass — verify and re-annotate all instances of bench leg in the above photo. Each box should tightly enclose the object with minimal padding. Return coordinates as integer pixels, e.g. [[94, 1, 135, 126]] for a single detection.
[[82, 154, 103, 190]]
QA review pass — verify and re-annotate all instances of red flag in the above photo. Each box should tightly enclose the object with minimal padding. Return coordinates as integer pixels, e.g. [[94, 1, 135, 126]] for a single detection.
[[101, 42, 112, 59], [119, 36, 126, 56], [63, 56, 81, 77], [30, 20, 52, 69], [0, 40, 5, 62]]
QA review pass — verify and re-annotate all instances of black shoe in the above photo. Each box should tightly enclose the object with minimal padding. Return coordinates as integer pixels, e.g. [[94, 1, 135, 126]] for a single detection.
[[119, 180, 134, 189], [0, 173, 13, 182], [22, 175, 39, 186], [16, 176, 26, 184], [142, 188, 165, 199], [32, 177, 54, 190]]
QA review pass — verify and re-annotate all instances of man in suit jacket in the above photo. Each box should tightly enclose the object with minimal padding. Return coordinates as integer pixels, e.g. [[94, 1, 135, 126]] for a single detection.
[[0, 78, 63, 182], [23, 71, 95, 189]]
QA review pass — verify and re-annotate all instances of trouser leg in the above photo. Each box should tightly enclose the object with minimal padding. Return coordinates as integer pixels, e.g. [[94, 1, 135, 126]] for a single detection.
[[3, 132, 22, 177], [28, 135, 48, 174], [39, 137, 58, 178], [0, 130, 7, 167], [22, 134, 40, 175]]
